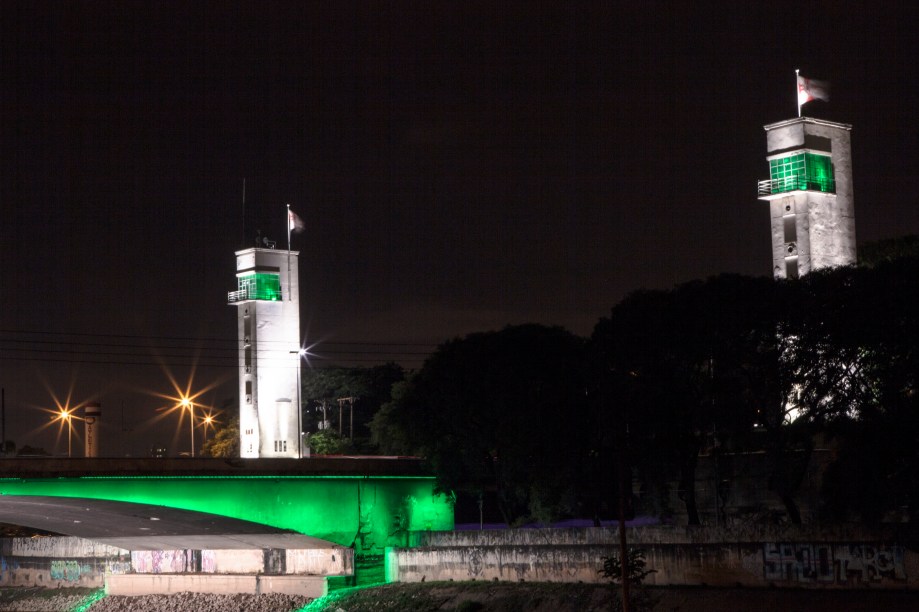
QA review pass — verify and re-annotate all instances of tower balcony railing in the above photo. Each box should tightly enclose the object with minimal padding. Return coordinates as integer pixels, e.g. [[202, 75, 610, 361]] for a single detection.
[[758, 175, 836, 197], [228, 288, 281, 303]]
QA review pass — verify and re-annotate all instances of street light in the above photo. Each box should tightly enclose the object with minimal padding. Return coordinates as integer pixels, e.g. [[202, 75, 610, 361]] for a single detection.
[[53, 407, 76, 458], [201, 413, 216, 444], [178, 396, 194, 458], [291, 347, 308, 459]]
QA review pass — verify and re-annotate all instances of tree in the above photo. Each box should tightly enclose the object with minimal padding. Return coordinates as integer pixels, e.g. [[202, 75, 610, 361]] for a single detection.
[[307, 429, 351, 455], [201, 416, 239, 458], [372, 324, 590, 525], [794, 256, 919, 522], [857, 234, 919, 268], [592, 275, 777, 525]]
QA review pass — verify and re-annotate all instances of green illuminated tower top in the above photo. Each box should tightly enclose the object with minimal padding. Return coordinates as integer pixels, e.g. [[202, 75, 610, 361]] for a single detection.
[[757, 116, 856, 279]]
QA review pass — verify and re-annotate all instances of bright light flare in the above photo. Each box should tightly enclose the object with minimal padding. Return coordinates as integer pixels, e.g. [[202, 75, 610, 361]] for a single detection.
[[29, 378, 90, 457], [146, 362, 223, 458]]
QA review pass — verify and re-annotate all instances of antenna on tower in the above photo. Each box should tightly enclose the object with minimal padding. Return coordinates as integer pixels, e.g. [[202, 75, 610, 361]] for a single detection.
[[241, 178, 247, 248]]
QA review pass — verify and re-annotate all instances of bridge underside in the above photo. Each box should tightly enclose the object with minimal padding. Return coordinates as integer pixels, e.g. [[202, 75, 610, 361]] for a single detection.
[[0, 496, 338, 551], [0, 457, 455, 557]]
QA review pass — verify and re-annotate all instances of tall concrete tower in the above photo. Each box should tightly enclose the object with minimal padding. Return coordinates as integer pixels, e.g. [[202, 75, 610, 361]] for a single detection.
[[757, 117, 856, 279], [228, 247, 301, 458]]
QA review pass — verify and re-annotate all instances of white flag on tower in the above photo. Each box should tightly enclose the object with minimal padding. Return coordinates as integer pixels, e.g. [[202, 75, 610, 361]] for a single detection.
[[797, 73, 830, 112], [288, 209, 305, 234]]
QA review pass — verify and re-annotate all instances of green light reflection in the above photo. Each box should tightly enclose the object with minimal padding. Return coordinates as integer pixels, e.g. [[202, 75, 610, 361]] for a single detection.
[[0, 475, 454, 554]]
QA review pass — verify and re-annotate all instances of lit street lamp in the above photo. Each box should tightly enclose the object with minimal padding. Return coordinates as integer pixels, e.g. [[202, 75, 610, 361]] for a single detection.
[[201, 413, 216, 444], [53, 407, 76, 458], [291, 347, 307, 459], [179, 397, 194, 458]]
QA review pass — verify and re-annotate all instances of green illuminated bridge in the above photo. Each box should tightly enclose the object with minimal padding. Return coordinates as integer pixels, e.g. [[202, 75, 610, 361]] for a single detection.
[[0, 457, 454, 558]]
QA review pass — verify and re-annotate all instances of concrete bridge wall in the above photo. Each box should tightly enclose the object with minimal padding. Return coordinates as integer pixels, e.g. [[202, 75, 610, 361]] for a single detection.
[[0, 537, 128, 588], [0, 536, 353, 593], [0, 472, 453, 556]]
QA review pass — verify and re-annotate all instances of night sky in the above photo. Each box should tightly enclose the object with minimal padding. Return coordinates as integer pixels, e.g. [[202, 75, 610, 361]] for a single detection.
[[2, 1, 919, 456]]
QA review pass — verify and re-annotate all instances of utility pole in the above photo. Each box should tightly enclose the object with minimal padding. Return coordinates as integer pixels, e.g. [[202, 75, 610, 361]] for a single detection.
[[337, 397, 356, 442]]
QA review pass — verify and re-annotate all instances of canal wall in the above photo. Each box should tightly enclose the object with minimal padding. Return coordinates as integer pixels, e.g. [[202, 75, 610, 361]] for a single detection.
[[387, 525, 919, 590]]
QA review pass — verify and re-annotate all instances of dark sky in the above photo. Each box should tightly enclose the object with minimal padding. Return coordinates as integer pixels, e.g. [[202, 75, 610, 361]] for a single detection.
[[2, 1, 918, 456]]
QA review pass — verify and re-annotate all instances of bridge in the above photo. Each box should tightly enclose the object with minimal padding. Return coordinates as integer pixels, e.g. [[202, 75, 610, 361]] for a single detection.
[[0, 457, 454, 594]]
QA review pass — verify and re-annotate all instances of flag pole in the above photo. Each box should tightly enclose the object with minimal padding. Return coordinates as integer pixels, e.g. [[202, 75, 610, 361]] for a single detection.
[[286, 203, 292, 301], [795, 69, 801, 118]]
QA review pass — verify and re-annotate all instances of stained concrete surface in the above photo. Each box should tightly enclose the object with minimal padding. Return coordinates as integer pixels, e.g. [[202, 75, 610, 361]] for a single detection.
[[0, 496, 336, 550]]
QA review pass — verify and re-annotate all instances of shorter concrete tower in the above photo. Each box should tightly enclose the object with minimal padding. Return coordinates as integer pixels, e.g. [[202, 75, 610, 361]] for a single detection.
[[84, 402, 101, 458], [758, 117, 856, 278], [228, 247, 301, 458]]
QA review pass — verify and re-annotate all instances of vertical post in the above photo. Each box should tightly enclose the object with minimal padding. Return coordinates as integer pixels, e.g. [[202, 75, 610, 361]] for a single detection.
[[478, 491, 484, 530], [795, 69, 802, 118], [617, 437, 630, 612], [286, 203, 292, 301], [189, 403, 195, 458], [297, 351, 303, 458]]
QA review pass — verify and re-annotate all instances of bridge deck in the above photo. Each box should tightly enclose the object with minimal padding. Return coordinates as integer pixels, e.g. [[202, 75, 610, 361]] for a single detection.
[[0, 456, 430, 478]]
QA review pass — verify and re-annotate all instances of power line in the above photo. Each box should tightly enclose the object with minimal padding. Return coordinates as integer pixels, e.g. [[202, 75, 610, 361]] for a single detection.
[[0, 328, 440, 348]]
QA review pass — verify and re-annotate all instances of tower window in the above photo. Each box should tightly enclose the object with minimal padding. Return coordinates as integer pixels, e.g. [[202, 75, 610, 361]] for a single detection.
[[236, 273, 281, 301], [769, 152, 835, 194], [783, 215, 796, 244], [785, 256, 799, 280]]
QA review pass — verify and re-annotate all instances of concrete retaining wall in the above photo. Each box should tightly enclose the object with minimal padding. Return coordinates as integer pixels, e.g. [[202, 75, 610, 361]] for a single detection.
[[106, 574, 327, 597], [129, 547, 351, 575], [0, 537, 130, 588], [0, 536, 352, 592], [388, 526, 919, 590]]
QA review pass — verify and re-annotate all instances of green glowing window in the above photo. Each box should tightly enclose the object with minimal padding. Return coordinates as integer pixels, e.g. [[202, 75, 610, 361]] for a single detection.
[[769, 152, 835, 194], [237, 273, 281, 301]]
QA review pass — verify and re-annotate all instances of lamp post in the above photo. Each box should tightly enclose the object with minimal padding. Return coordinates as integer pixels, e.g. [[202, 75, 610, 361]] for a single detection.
[[61, 408, 73, 458], [53, 407, 75, 458], [180, 397, 194, 457], [202, 413, 215, 445], [290, 349, 305, 458]]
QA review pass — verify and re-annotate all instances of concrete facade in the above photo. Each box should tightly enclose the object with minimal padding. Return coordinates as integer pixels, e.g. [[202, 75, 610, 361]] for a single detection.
[[759, 117, 856, 278], [229, 247, 302, 458]]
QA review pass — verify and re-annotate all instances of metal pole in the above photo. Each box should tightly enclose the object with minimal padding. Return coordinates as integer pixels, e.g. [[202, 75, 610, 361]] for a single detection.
[[297, 353, 302, 458], [189, 404, 195, 458]]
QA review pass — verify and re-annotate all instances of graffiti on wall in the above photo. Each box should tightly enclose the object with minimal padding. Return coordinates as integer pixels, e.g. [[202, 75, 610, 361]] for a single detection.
[[131, 550, 199, 574], [130, 550, 214, 574], [202, 550, 216, 573], [50, 560, 91, 582], [763, 543, 906, 585]]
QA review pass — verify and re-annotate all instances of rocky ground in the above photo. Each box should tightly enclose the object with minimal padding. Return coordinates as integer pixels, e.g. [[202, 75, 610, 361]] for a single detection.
[[4, 583, 919, 611], [0, 588, 311, 612]]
